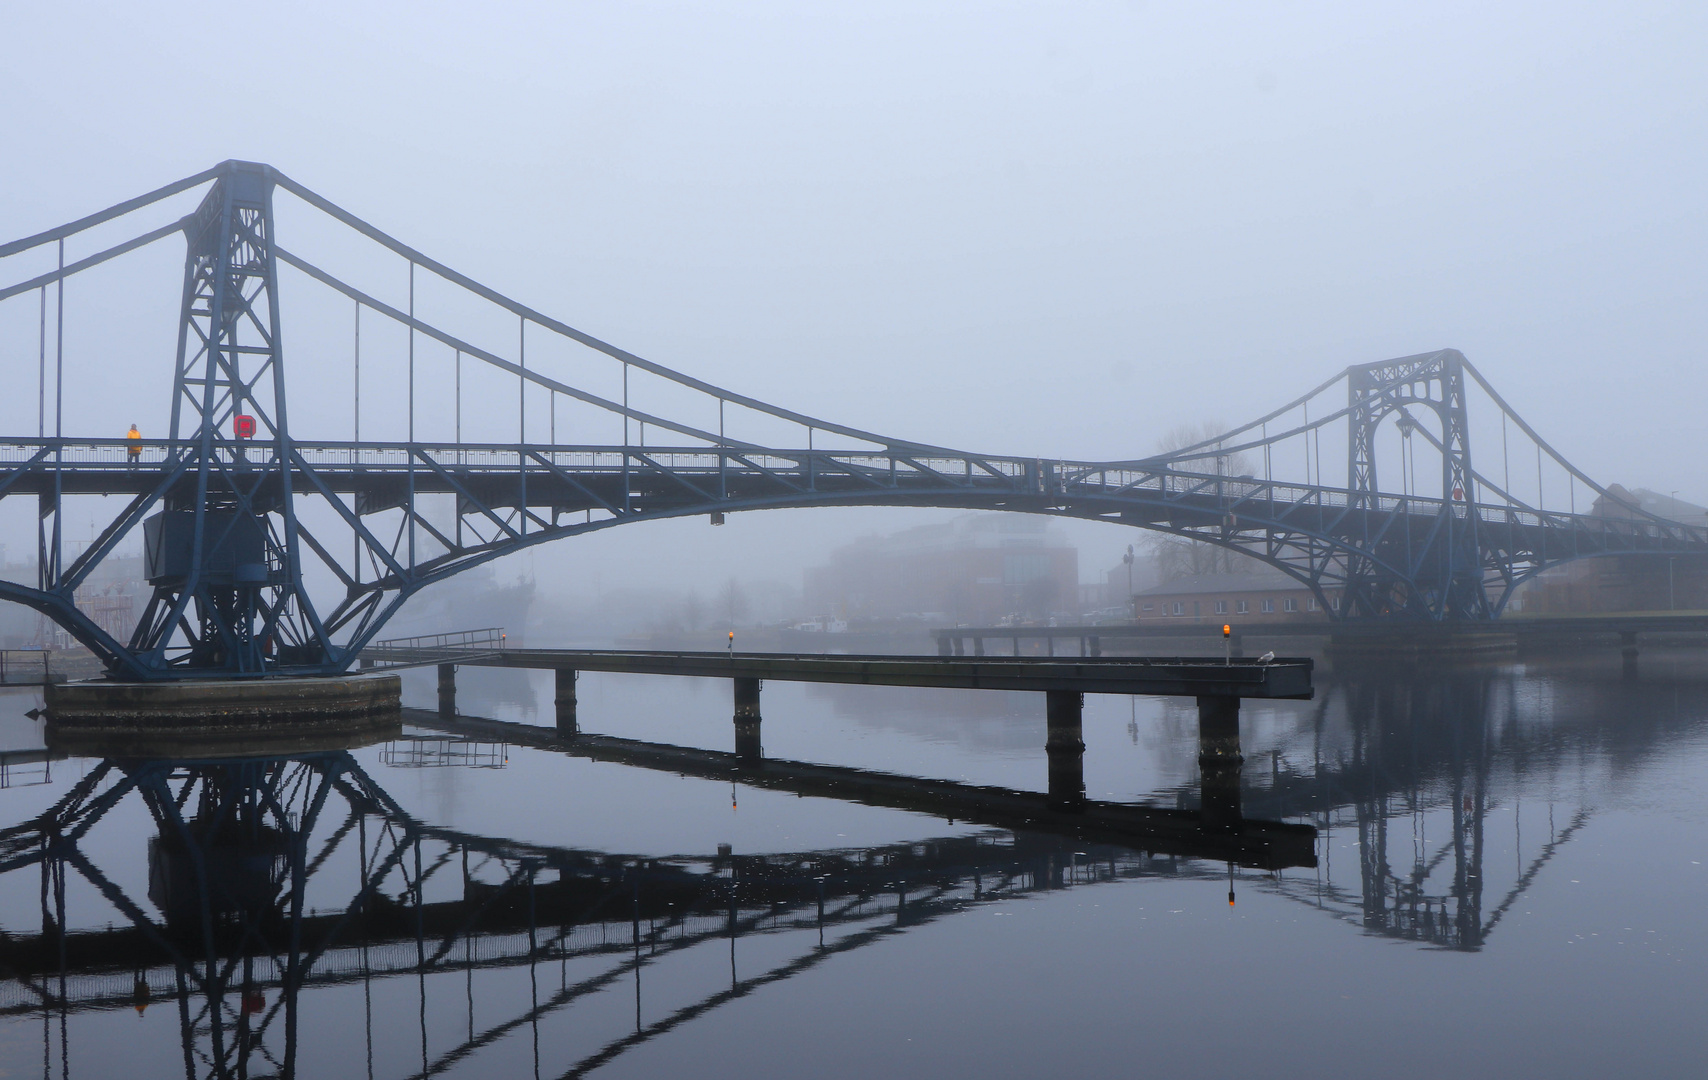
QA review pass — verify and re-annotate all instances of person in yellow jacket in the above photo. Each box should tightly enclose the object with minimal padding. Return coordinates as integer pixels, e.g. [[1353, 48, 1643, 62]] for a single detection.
[[126, 423, 142, 465]]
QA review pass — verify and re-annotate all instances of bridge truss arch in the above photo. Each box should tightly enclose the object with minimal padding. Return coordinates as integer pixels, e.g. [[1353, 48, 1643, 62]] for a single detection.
[[1, 161, 1703, 678]]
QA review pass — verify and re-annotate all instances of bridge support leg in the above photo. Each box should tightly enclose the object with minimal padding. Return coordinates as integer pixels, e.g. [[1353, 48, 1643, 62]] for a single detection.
[[1196, 695, 1243, 827], [952, 636, 964, 656], [1089, 635, 1101, 657], [555, 669, 578, 735], [437, 664, 456, 718], [973, 637, 985, 656], [938, 636, 952, 656], [733, 676, 762, 759], [1045, 689, 1085, 810], [1620, 631, 1639, 679]]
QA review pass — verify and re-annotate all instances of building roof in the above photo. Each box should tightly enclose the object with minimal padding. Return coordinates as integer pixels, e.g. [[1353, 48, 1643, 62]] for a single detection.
[[1592, 484, 1707, 525], [1136, 570, 1305, 597], [1631, 488, 1708, 525]]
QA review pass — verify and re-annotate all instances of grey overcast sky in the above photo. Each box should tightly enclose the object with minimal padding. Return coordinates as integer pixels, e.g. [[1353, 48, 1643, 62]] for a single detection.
[[2, 1, 1704, 594]]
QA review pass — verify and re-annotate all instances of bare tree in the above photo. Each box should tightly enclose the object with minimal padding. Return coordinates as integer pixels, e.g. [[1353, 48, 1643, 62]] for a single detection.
[[718, 577, 750, 626], [1147, 421, 1257, 582]]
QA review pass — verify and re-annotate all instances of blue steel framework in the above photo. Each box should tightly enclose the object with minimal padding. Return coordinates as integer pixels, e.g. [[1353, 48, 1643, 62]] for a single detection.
[[1, 160, 1704, 678]]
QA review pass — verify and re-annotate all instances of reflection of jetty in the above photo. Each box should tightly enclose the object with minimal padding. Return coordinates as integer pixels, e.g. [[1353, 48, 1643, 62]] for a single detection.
[[411, 711, 1315, 869], [365, 643, 1312, 810], [0, 747, 1306, 1077]]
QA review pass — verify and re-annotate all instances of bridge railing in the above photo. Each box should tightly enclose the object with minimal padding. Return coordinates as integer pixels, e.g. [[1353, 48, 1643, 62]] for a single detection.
[[4, 441, 1701, 553], [370, 627, 505, 653], [0, 650, 55, 686]]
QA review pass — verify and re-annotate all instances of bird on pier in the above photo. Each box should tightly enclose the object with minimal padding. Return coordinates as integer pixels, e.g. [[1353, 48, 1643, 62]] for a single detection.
[[1257, 651, 1275, 665]]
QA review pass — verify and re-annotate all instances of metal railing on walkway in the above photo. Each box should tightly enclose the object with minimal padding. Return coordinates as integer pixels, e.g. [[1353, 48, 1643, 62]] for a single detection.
[[0, 650, 55, 686], [362, 627, 506, 669]]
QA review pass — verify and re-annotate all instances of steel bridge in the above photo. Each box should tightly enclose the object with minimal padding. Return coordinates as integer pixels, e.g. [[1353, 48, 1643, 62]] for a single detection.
[[3, 159, 1703, 678]]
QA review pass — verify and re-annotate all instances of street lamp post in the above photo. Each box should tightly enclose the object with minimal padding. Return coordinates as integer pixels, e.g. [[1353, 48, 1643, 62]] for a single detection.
[[1669, 492, 1680, 611], [1123, 544, 1135, 622]]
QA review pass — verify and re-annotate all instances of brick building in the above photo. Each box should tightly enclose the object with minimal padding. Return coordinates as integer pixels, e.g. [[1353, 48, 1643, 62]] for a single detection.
[[804, 513, 1079, 624], [1133, 569, 1334, 625]]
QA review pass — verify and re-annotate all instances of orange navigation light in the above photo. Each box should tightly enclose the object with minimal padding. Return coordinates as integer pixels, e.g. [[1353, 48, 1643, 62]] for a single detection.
[[1223, 624, 1231, 637]]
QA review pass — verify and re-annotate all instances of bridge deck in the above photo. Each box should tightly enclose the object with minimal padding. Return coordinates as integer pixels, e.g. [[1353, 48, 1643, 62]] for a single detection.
[[366, 646, 1314, 699]]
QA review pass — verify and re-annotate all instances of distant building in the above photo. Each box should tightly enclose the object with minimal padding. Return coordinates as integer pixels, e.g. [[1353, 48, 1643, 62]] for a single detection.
[[1133, 569, 1334, 625], [803, 513, 1079, 624], [1514, 484, 1708, 613], [1091, 551, 1162, 611], [0, 550, 143, 649]]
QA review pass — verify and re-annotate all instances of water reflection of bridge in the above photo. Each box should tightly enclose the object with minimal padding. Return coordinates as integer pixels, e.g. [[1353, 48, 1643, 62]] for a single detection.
[[1181, 655, 1703, 950], [0, 744, 1299, 1079], [0, 650, 1686, 1072]]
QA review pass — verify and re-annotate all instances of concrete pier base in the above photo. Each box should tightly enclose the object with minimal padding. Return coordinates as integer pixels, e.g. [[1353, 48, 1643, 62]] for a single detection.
[[45, 675, 401, 757], [1045, 689, 1085, 809], [733, 676, 762, 758], [555, 669, 578, 734]]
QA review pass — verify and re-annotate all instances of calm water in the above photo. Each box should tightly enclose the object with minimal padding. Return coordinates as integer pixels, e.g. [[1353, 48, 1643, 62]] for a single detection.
[[0, 647, 1703, 1079]]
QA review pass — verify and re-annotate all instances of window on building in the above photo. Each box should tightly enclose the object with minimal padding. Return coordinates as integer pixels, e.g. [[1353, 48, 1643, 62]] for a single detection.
[[1283, 597, 1298, 613], [1002, 553, 1052, 585], [1214, 600, 1227, 615], [1171, 601, 1185, 616], [1141, 603, 1154, 613], [1261, 599, 1275, 613], [1236, 600, 1249, 614], [1330, 595, 1340, 611], [1307, 597, 1319, 612]]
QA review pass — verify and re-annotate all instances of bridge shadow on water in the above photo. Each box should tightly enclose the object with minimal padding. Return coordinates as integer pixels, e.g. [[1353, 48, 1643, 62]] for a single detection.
[[0, 648, 1701, 1076]]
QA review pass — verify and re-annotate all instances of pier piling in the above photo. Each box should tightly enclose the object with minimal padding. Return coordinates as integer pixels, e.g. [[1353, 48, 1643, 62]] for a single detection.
[[555, 669, 578, 734], [733, 676, 762, 758], [438, 664, 457, 717], [1196, 695, 1242, 825], [1045, 689, 1085, 808]]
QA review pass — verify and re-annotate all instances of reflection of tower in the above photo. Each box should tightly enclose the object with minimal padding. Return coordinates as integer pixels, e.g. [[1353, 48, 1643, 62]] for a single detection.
[[134, 756, 347, 1076], [1323, 667, 1499, 949], [145, 762, 291, 925]]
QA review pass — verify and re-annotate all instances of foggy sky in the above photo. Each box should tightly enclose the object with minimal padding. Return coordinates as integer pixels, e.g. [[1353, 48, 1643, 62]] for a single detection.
[[2, 1, 1704, 598]]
